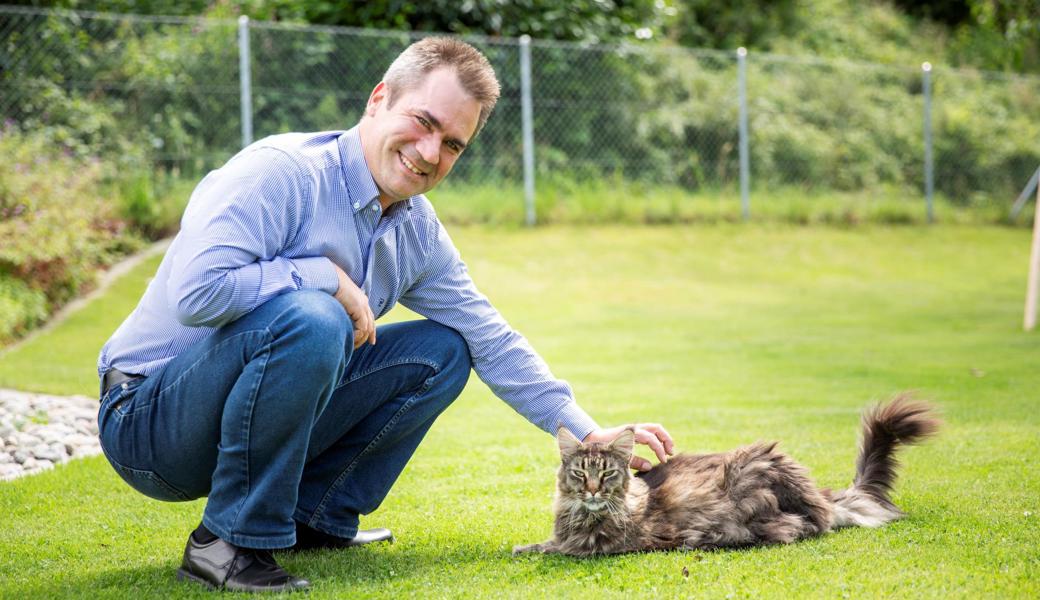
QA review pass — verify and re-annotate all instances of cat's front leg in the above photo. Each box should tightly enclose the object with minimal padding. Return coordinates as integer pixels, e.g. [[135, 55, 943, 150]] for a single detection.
[[512, 540, 559, 555]]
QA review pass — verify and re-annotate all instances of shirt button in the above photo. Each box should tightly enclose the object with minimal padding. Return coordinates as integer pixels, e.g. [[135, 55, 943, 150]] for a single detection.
[[353, 202, 360, 209], [371, 204, 378, 211]]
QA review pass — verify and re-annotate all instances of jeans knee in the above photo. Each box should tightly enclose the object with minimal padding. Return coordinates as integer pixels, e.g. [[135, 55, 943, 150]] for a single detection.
[[279, 290, 351, 369], [428, 323, 471, 399]]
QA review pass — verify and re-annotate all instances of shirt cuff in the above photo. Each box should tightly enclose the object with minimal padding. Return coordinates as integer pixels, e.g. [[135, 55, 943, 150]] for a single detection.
[[291, 257, 339, 295], [553, 401, 600, 442]]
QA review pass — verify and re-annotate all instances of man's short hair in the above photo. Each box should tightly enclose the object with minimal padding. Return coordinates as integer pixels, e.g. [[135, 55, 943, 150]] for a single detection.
[[383, 37, 501, 139]]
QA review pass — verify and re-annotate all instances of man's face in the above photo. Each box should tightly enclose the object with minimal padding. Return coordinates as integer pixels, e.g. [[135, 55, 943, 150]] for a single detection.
[[359, 68, 481, 205]]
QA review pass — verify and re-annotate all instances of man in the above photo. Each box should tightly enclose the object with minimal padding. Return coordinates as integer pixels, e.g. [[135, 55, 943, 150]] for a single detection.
[[97, 37, 673, 593]]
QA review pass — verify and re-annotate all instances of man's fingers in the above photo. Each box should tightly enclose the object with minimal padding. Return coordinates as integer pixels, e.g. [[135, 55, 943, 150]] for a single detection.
[[636, 429, 669, 464], [641, 423, 675, 455], [351, 305, 376, 348], [629, 456, 652, 472]]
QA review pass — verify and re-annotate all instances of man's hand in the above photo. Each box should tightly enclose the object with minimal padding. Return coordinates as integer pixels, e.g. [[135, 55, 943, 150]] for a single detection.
[[583, 423, 675, 472], [331, 263, 376, 349]]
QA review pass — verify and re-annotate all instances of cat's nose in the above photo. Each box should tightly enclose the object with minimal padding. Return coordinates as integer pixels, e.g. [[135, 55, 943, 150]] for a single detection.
[[586, 481, 599, 493]]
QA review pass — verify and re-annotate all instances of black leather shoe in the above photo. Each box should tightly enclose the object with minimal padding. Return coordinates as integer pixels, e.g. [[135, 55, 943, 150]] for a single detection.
[[287, 523, 395, 552], [176, 532, 310, 593]]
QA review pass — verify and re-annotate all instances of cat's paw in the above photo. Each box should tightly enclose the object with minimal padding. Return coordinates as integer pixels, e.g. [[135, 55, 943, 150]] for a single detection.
[[512, 543, 543, 555]]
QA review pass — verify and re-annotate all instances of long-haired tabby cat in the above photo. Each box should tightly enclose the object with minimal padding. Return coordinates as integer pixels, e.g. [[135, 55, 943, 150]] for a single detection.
[[514, 395, 939, 557]]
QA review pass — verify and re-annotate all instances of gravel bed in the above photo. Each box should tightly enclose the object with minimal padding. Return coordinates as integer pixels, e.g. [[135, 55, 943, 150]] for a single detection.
[[0, 388, 101, 481]]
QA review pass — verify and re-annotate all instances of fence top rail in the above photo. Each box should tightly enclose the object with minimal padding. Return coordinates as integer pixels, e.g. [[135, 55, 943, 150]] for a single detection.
[[3, 3, 1039, 83]]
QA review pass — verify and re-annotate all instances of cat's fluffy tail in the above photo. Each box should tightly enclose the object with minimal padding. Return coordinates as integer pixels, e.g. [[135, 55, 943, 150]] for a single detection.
[[830, 394, 940, 528]]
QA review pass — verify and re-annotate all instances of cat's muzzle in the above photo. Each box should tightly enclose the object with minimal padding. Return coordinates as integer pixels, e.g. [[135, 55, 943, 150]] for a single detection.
[[583, 494, 608, 512]]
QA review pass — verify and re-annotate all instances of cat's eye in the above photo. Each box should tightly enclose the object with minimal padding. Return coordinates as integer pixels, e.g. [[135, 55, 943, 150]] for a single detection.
[[569, 469, 586, 480], [601, 469, 618, 479]]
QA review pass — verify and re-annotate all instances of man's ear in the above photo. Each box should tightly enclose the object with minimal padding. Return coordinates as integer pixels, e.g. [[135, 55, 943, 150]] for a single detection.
[[608, 428, 635, 459], [366, 81, 389, 117], [557, 426, 583, 456]]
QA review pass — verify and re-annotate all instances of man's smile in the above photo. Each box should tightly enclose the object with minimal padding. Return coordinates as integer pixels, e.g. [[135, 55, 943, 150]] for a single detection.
[[398, 151, 426, 177]]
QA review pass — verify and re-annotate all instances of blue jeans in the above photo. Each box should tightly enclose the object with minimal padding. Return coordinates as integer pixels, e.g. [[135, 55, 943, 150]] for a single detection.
[[98, 290, 471, 549]]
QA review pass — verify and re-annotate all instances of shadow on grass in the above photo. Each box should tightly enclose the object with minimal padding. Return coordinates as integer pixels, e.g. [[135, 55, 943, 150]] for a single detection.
[[276, 538, 649, 590], [14, 564, 191, 600]]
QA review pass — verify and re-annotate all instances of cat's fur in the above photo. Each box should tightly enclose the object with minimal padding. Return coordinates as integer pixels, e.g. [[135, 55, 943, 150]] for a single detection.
[[513, 395, 939, 557]]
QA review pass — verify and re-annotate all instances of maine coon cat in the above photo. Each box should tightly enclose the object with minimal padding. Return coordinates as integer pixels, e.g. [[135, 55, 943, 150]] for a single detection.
[[513, 395, 939, 557]]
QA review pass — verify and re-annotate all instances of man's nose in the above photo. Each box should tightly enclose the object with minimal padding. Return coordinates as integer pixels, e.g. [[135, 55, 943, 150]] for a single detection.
[[416, 136, 440, 167]]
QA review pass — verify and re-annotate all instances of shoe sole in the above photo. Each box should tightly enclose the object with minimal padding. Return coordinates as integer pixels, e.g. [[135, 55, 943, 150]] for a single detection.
[[177, 567, 310, 593], [176, 568, 217, 590]]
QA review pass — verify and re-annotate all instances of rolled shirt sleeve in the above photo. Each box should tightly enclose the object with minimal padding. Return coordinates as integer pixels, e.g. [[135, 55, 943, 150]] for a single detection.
[[399, 220, 599, 440]]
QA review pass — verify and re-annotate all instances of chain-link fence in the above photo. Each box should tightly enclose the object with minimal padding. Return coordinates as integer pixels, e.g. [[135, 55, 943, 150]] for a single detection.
[[3, 5, 1039, 223]]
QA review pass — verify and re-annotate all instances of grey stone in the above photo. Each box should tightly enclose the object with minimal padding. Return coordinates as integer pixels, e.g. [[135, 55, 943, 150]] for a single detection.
[[15, 432, 41, 447], [12, 450, 29, 464], [70, 408, 97, 421], [34, 459, 54, 470], [0, 464, 23, 479], [65, 434, 98, 455], [49, 442, 69, 462], [30, 443, 62, 462], [0, 453, 11, 464], [3, 400, 30, 414], [40, 432, 64, 446], [21, 457, 37, 470]]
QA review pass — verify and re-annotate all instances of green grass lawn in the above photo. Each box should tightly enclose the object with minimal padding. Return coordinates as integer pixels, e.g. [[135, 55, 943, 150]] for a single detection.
[[1, 224, 1038, 598]]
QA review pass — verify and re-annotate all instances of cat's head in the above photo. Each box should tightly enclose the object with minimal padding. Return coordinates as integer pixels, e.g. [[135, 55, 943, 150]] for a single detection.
[[555, 427, 635, 513]]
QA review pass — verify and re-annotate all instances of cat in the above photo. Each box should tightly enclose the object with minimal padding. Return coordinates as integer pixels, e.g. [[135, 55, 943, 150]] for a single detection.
[[513, 395, 939, 557]]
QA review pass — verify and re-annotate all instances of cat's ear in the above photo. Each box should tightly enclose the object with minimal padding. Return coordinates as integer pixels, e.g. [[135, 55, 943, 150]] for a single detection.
[[608, 428, 636, 458], [557, 427, 583, 456]]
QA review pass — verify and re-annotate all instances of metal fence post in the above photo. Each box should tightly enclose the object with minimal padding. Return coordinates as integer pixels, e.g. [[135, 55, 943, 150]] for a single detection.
[[922, 62, 934, 223], [520, 35, 536, 227], [238, 15, 253, 148], [1011, 165, 1040, 220], [737, 47, 750, 220]]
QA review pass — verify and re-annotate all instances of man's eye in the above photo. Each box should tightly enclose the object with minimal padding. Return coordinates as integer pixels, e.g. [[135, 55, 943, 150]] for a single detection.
[[416, 116, 431, 129], [446, 141, 460, 152]]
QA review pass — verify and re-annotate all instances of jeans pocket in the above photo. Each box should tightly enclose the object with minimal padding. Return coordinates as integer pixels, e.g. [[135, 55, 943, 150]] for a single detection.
[[100, 377, 145, 417], [109, 460, 192, 502]]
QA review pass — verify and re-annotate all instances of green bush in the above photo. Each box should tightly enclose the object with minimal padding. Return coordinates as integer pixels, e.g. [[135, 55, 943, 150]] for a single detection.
[[0, 275, 48, 345], [111, 170, 195, 239], [0, 128, 145, 343]]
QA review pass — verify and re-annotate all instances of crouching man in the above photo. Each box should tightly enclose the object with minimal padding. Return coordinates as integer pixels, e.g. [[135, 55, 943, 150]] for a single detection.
[[97, 37, 673, 592]]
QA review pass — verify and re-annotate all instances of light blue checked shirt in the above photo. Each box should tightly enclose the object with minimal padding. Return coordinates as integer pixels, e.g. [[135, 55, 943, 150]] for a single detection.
[[98, 127, 598, 439]]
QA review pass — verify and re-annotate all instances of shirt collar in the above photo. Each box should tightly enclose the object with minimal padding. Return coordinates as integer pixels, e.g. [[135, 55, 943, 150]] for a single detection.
[[338, 126, 414, 216]]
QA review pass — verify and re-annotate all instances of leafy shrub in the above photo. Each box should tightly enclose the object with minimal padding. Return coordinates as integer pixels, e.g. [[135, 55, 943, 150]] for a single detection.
[[111, 170, 195, 239], [0, 128, 144, 337], [0, 275, 48, 345]]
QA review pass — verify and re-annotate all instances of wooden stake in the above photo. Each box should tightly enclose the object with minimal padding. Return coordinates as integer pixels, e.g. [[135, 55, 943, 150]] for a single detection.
[[1026, 182, 1040, 331]]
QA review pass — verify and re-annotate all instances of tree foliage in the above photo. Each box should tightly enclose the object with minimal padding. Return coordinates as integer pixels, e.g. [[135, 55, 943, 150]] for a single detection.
[[662, 0, 801, 50], [17, 0, 661, 42], [892, 0, 1039, 72]]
